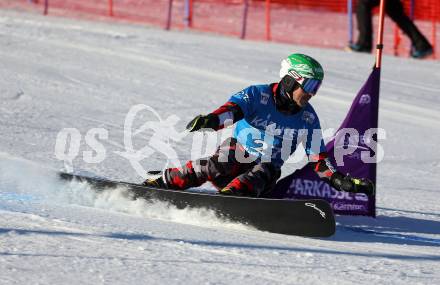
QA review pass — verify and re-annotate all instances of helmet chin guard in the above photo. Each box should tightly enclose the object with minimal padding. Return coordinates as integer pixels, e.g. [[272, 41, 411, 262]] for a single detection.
[[276, 76, 301, 115]]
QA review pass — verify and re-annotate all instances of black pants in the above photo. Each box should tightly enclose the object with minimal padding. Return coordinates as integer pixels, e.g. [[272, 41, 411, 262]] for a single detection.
[[163, 138, 281, 197], [356, 0, 431, 51]]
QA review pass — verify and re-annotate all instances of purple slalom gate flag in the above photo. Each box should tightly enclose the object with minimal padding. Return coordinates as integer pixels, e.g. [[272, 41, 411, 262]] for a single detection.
[[271, 67, 381, 217]]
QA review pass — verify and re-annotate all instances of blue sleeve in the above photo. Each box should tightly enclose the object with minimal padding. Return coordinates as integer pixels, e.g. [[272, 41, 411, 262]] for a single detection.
[[304, 115, 326, 157], [228, 86, 256, 117]]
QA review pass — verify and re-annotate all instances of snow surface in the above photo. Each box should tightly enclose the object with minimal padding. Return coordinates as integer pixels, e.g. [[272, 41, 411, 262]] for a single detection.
[[0, 9, 439, 285]]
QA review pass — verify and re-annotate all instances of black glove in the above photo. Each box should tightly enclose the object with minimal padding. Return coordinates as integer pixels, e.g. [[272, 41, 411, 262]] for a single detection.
[[330, 172, 375, 196], [186, 114, 219, 132]]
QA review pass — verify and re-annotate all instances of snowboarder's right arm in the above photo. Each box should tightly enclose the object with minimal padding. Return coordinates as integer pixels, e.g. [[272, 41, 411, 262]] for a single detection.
[[186, 86, 257, 132], [186, 102, 244, 132]]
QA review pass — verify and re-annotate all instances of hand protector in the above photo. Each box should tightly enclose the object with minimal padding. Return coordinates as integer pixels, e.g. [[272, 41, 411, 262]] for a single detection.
[[330, 172, 375, 196], [186, 114, 219, 132]]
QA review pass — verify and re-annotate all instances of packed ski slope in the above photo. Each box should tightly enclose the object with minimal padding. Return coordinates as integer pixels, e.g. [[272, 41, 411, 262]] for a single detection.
[[1, 9, 439, 285]]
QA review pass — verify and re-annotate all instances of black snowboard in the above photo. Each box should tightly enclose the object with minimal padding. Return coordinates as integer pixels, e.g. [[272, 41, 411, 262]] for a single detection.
[[58, 172, 336, 237]]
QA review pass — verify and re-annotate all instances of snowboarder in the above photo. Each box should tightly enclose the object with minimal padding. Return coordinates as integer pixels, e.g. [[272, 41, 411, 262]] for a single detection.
[[142, 53, 374, 197]]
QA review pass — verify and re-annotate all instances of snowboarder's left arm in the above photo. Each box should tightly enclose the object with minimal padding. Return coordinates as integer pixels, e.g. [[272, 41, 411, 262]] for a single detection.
[[309, 152, 375, 195], [302, 117, 374, 196]]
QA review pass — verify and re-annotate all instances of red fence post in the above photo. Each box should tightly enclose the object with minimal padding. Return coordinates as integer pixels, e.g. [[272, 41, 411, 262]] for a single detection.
[[189, 0, 193, 28], [393, 25, 401, 56], [44, 0, 48, 15], [108, 0, 113, 17], [241, 0, 249, 39], [184, 0, 193, 28], [430, 0, 437, 59], [266, 0, 271, 41], [166, 0, 173, 30], [432, 21, 436, 59]]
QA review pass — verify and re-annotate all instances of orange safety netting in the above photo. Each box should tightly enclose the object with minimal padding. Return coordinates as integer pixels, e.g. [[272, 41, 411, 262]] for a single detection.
[[0, 0, 438, 59], [255, 0, 440, 21]]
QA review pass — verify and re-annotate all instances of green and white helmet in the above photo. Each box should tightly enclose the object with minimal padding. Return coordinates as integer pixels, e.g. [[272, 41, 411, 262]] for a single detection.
[[279, 53, 324, 95]]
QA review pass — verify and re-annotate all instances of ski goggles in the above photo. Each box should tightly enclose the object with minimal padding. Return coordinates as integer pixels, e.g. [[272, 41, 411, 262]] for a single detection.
[[300, 77, 322, 96]]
